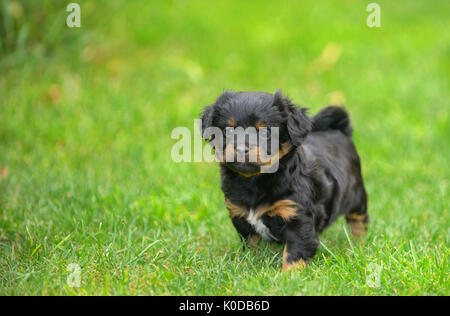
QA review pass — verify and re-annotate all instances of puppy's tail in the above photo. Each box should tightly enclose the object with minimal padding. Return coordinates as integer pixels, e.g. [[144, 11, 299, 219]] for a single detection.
[[311, 106, 353, 137]]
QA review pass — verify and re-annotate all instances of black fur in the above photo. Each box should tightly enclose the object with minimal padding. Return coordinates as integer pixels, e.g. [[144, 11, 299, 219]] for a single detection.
[[312, 105, 353, 137], [200, 90, 368, 268]]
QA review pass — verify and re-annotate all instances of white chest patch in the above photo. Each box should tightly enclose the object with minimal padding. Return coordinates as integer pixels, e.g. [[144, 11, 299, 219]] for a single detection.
[[247, 209, 278, 242]]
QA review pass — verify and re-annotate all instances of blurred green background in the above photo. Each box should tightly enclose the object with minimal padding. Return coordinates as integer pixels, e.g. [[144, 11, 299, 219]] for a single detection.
[[0, 0, 448, 295]]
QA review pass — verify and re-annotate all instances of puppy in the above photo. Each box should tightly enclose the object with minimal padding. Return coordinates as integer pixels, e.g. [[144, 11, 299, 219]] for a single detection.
[[200, 90, 368, 271]]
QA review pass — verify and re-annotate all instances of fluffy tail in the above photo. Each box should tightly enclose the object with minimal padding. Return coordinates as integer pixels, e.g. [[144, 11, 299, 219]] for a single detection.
[[311, 106, 353, 137]]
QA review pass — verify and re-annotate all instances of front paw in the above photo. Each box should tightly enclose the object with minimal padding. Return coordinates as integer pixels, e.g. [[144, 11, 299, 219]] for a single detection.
[[282, 259, 307, 272], [246, 234, 260, 249], [248, 234, 260, 245], [282, 245, 307, 272]]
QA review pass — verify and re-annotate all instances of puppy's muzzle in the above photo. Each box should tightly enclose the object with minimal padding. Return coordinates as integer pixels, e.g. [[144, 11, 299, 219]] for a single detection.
[[235, 144, 249, 157]]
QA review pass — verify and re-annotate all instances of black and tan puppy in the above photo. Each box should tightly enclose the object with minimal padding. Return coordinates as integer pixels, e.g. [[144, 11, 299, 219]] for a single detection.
[[200, 90, 368, 271]]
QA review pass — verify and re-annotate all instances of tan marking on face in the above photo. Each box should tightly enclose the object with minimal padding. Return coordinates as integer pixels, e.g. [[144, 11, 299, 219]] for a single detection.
[[346, 213, 368, 238], [227, 118, 236, 127], [235, 170, 261, 177], [255, 200, 299, 221], [224, 143, 235, 162], [248, 146, 262, 164], [260, 142, 292, 166], [225, 199, 248, 218], [282, 245, 307, 272], [248, 142, 292, 167], [255, 121, 266, 129]]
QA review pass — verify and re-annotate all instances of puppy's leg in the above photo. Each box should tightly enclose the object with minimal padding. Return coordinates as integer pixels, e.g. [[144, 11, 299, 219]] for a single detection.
[[231, 217, 257, 249], [346, 185, 369, 238], [346, 195, 369, 238], [282, 213, 319, 272], [346, 212, 369, 238], [247, 234, 260, 245]]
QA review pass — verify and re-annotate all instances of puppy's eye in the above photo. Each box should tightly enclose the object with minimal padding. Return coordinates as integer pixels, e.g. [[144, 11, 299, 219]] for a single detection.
[[259, 128, 270, 139], [225, 127, 234, 137]]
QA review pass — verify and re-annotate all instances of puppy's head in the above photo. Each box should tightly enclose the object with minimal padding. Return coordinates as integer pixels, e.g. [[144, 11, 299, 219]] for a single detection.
[[200, 90, 311, 177]]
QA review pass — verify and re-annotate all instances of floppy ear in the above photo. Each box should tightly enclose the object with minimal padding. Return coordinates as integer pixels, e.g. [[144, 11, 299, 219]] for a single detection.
[[273, 90, 312, 147], [200, 105, 214, 140], [200, 91, 235, 141], [287, 107, 312, 146]]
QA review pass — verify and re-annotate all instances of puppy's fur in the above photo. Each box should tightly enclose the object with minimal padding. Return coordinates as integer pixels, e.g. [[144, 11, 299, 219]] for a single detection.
[[201, 91, 368, 271]]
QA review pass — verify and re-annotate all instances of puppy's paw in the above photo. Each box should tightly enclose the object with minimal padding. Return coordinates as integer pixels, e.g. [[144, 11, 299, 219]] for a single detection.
[[246, 235, 260, 249], [282, 245, 307, 272], [346, 213, 369, 239], [282, 259, 307, 273]]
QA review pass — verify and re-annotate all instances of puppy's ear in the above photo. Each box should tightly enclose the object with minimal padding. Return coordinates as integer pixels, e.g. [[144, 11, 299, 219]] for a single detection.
[[287, 107, 312, 146], [273, 90, 312, 147], [200, 91, 235, 140], [215, 90, 234, 105], [200, 105, 214, 140]]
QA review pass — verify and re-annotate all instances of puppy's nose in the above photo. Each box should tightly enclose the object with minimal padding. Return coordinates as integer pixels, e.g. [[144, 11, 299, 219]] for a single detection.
[[236, 144, 249, 155]]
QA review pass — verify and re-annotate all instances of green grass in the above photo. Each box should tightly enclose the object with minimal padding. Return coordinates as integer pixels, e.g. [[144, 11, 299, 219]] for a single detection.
[[0, 0, 449, 295]]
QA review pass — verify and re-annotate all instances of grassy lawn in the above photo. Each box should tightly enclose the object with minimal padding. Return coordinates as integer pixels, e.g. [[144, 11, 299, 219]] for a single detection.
[[0, 0, 448, 295]]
